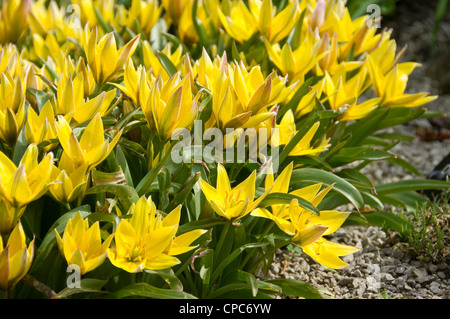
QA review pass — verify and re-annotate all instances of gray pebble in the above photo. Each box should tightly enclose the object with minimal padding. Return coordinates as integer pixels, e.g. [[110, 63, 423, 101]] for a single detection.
[[392, 249, 404, 260], [385, 273, 395, 281], [428, 264, 438, 273]]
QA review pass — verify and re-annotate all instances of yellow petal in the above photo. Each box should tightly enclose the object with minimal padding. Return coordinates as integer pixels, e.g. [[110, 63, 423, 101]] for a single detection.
[[144, 254, 180, 270], [293, 224, 328, 247], [168, 229, 207, 255]]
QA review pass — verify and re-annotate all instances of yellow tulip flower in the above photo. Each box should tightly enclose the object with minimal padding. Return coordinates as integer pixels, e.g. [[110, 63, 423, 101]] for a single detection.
[[367, 55, 437, 108], [28, 32, 73, 68], [249, 0, 300, 44], [107, 196, 206, 272], [228, 61, 297, 114], [0, 198, 26, 236], [54, 71, 117, 125], [29, 0, 82, 41], [265, 30, 327, 84], [294, 77, 326, 118], [142, 41, 184, 82], [0, 71, 25, 114], [275, 109, 330, 157], [55, 113, 122, 171], [74, 57, 97, 97], [368, 38, 410, 76], [111, 59, 152, 105], [115, 0, 162, 37], [83, 26, 140, 85], [189, 48, 227, 93], [253, 182, 360, 269], [141, 72, 198, 141], [323, 66, 381, 121], [0, 0, 31, 44], [199, 163, 270, 220], [0, 143, 54, 208], [176, 0, 199, 46], [0, 101, 25, 145], [0, 222, 35, 292], [216, 0, 259, 43], [161, 0, 185, 24], [0, 44, 21, 76], [25, 100, 58, 151], [210, 70, 276, 131], [72, 0, 115, 30], [49, 163, 89, 205], [0, 72, 26, 144], [314, 31, 363, 76], [56, 212, 113, 275]]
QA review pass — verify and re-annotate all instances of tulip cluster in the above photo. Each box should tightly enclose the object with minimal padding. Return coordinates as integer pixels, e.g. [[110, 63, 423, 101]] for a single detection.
[[0, 0, 442, 299]]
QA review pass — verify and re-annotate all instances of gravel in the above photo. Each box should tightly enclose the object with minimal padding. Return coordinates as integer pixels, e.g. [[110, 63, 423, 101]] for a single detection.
[[265, 0, 450, 299], [264, 226, 449, 299]]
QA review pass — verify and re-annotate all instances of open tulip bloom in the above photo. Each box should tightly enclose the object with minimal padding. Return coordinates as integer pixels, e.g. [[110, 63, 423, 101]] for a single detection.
[[107, 197, 206, 273]]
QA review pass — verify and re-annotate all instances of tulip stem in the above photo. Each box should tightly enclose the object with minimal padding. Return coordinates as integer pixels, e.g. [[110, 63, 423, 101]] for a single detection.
[[247, 239, 292, 274], [21, 274, 57, 299], [240, 222, 275, 270], [214, 220, 231, 265]]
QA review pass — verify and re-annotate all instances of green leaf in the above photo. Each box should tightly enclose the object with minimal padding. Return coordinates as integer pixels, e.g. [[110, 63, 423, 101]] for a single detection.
[[363, 211, 413, 234], [179, 218, 227, 234], [266, 279, 329, 299], [344, 211, 370, 227], [86, 184, 139, 212], [26, 88, 52, 112], [160, 32, 188, 53], [136, 140, 177, 196], [377, 191, 431, 212], [277, 76, 322, 120], [385, 156, 421, 176], [373, 132, 415, 142], [290, 168, 364, 209], [192, 0, 210, 47], [144, 269, 183, 291], [361, 192, 384, 210], [190, 248, 214, 290], [94, 6, 112, 33], [156, 51, 178, 78], [158, 167, 171, 210], [109, 283, 197, 299], [91, 168, 126, 186], [115, 145, 134, 186], [375, 179, 450, 195], [344, 108, 390, 147], [12, 127, 28, 166], [166, 172, 201, 212], [259, 192, 320, 215], [211, 243, 267, 284], [329, 146, 395, 167], [376, 107, 426, 130], [337, 168, 375, 190], [289, 6, 307, 50], [291, 154, 335, 171], [236, 270, 258, 297]]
